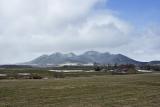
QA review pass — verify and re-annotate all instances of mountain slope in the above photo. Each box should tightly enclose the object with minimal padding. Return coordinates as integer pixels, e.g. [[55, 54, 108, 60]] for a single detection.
[[25, 51, 141, 65], [148, 61, 160, 65]]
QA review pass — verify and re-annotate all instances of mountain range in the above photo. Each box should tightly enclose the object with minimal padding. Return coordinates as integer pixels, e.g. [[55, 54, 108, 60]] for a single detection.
[[24, 51, 145, 66]]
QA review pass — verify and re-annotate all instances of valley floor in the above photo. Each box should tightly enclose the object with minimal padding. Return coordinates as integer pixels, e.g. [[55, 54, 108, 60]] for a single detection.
[[0, 73, 160, 107]]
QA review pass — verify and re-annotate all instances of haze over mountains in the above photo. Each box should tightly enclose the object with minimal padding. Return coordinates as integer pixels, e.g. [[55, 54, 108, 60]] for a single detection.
[[24, 51, 144, 66]]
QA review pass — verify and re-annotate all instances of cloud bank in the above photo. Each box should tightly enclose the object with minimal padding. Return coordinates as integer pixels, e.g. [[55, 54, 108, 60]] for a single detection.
[[0, 0, 159, 64]]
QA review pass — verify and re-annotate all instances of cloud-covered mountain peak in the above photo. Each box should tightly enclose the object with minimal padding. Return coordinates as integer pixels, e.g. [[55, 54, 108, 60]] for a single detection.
[[25, 51, 141, 66], [64, 53, 76, 57], [83, 51, 101, 56]]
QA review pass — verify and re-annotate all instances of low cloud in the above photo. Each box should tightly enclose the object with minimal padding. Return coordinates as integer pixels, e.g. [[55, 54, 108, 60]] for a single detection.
[[0, 0, 159, 64]]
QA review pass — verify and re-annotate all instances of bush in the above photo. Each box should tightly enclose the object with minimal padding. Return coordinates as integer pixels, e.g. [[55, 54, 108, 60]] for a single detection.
[[32, 74, 42, 79], [53, 72, 65, 78], [127, 68, 138, 74]]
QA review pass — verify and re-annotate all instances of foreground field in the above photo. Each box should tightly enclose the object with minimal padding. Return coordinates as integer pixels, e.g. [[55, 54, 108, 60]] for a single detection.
[[0, 73, 160, 107]]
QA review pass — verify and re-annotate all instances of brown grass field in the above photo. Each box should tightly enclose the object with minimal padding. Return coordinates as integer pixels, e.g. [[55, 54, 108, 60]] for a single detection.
[[0, 73, 160, 107]]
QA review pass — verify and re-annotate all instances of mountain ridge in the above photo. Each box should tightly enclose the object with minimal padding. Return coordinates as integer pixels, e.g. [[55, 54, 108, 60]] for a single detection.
[[24, 51, 143, 66]]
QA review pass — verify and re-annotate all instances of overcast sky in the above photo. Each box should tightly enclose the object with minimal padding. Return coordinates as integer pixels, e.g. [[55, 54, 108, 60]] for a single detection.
[[0, 0, 160, 64]]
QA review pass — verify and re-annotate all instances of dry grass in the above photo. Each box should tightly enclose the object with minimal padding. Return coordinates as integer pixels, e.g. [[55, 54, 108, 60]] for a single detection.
[[0, 73, 160, 107]]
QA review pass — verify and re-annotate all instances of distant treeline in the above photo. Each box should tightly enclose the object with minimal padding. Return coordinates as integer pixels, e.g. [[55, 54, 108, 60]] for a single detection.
[[0, 65, 33, 68], [139, 65, 160, 71], [0, 64, 160, 72], [48, 66, 95, 70]]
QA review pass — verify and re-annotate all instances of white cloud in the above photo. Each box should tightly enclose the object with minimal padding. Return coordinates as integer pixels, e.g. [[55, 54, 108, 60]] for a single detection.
[[0, 0, 159, 64], [129, 25, 160, 61]]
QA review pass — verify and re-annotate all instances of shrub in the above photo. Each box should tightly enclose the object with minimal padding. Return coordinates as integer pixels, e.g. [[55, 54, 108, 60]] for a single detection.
[[32, 74, 42, 79], [53, 72, 65, 78]]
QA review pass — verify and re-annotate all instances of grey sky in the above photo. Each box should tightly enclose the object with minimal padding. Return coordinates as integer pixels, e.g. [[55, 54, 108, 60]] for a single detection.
[[0, 0, 160, 64]]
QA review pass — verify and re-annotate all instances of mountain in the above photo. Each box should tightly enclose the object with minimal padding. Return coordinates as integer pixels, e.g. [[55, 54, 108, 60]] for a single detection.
[[24, 51, 141, 66], [148, 61, 160, 65]]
